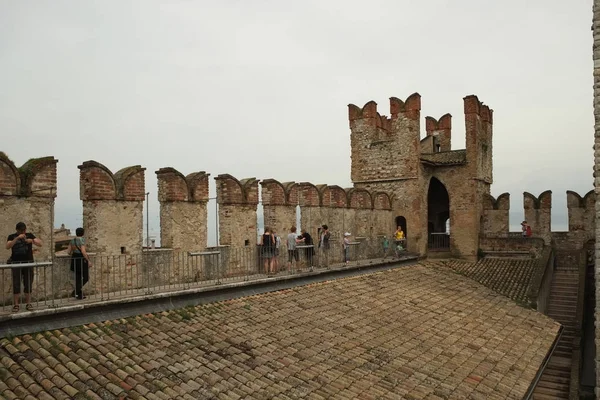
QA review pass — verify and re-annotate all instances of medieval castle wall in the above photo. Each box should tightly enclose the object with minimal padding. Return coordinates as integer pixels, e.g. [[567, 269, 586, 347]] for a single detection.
[[0, 154, 57, 263], [78, 161, 146, 256], [156, 167, 209, 251], [349, 93, 494, 260]]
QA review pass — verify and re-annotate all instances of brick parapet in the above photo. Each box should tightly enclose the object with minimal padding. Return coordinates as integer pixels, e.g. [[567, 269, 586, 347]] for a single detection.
[[425, 114, 452, 152], [215, 174, 258, 205], [260, 179, 297, 206], [78, 160, 146, 201], [0, 153, 57, 198], [156, 167, 209, 203]]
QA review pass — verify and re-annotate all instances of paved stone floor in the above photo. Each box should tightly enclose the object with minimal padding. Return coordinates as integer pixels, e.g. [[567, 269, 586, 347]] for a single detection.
[[0, 263, 559, 399]]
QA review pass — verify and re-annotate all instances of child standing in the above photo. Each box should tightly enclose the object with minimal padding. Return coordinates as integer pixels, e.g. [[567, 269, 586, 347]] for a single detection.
[[343, 232, 351, 265]]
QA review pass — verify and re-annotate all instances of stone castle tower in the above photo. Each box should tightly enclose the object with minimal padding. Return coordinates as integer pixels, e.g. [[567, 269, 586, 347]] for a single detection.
[[349, 93, 493, 259]]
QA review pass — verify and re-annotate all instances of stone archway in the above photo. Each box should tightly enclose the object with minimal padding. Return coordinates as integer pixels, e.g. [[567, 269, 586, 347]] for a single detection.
[[428, 177, 450, 250]]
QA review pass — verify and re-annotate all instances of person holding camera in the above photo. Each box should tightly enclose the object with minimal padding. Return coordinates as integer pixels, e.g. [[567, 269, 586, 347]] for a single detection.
[[6, 222, 42, 312]]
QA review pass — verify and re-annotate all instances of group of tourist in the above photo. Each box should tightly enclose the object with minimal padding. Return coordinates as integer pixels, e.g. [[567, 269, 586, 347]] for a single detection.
[[6, 222, 92, 312], [259, 224, 354, 275]]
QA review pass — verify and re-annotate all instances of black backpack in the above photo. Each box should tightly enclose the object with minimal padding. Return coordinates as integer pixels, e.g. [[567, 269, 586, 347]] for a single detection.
[[12, 238, 28, 258]]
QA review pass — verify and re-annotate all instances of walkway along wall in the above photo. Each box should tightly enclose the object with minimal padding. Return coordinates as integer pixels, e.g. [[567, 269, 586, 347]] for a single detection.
[[156, 167, 209, 252]]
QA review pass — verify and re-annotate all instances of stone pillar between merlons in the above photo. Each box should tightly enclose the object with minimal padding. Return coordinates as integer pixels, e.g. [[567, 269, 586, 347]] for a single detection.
[[297, 182, 322, 240], [156, 167, 209, 252], [79, 161, 146, 256], [261, 179, 298, 241], [523, 191, 552, 244], [0, 153, 57, 303], [481, 193, 510, 236], [215, 174, 259, 277], [566, 190, 595, 242]]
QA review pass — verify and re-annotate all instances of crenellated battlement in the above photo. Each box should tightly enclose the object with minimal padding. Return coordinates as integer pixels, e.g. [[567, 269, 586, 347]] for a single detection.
[[321, 185, 347, 208], [481, 190, 595, 246], [156, 167, 209, 203], [297, 182, 321, 207], [0, 153, 57, 197], [347, 187, 373, 209], [260, 179, 298, 206], [78, 161, 146, 201], [389, 93, 421, 121], [155, 167, 210, 251], [215, 174, 259, 205], [425, 114, 452, 152], [463, 95, 494, 124]]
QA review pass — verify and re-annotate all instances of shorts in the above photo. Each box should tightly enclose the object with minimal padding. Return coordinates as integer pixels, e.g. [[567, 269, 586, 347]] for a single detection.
[[288, 249, 299, 262], [12, 266, 34, 294]]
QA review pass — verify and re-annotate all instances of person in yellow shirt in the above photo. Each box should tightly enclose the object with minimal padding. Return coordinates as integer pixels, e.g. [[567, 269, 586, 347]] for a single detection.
[[393, 226, 405, 256]]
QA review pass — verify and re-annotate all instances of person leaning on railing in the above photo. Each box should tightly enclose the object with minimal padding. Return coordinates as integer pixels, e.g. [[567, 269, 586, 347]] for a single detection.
[[6, 222, 42, 312], [68, 227, 93, 300]]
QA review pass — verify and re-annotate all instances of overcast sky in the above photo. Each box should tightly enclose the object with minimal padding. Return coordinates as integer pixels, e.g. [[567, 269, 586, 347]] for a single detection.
[[0, 0, 593, 243]]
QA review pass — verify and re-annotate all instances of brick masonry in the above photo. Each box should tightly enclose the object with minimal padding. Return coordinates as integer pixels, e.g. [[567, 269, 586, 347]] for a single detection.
[[79, 161, 146, 255], [349, 94, 493, 259], [156, 167, 209, 251], [215, 174, 259, 248], [0, 154, 57, 304]]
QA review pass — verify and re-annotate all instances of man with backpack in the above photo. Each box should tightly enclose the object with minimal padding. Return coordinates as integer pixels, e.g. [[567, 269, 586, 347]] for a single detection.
[[6, 222, 42, 312]]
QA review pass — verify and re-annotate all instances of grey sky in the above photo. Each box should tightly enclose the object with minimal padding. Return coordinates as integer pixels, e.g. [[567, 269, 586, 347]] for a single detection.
[[0, 0, 593, 242]]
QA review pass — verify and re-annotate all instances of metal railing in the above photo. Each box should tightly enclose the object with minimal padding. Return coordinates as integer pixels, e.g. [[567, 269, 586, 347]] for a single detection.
[[0, 238, 409, 314], [428, 232, 449, 250]]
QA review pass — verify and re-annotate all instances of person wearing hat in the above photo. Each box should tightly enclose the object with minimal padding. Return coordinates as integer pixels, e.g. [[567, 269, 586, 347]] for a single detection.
[[343, 232, 351, 265], [521, 221, 532, 238]]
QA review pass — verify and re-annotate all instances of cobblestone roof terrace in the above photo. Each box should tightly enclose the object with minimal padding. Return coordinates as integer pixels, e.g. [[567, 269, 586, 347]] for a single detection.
[[0, 264, 559, 399]]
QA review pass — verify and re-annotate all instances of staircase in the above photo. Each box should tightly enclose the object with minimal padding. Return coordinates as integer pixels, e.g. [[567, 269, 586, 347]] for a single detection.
[[533, 265, 580, 399]]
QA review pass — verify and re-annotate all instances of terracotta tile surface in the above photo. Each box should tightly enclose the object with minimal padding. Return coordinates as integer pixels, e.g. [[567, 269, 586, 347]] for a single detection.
[[0, 264, 559, 399], [428, 258, 541, 304]]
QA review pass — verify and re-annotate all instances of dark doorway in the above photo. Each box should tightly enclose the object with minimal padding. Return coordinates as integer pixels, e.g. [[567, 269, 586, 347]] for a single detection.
[[428, 177, 450, 250], [395, 216, 407, 237]]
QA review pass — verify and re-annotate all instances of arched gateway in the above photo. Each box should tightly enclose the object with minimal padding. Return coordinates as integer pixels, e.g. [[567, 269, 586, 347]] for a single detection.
[[427, 177, 450, 251]]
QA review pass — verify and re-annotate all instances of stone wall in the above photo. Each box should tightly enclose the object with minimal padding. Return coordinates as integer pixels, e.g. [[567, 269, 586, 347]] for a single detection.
[[0, 154, 57, 263], [215, 174, 258, 247], [464, 95, 493, 184], [0, 154, 58, 304], [567, 190, 595, 242], [349, 94, 495, 260], [298, 182, 323, 236], [425, 114, 452, 152], [156, 167, 209, 251], [524, 191, 552, 244], [482, 193, 510, 235], [79, 161, 146, 255], [349, 94, 421, 183], [261, 179, 297, 237]]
